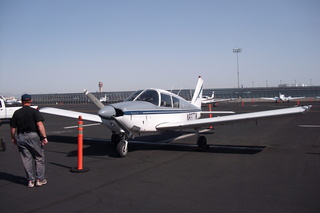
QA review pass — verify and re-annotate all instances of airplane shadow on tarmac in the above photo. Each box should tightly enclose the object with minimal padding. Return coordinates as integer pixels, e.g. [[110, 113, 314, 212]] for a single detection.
[[47, 134, 265, 158]]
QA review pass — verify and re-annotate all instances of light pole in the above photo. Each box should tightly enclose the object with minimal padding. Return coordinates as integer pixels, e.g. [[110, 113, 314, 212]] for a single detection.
[[233, 48, 242, 88]]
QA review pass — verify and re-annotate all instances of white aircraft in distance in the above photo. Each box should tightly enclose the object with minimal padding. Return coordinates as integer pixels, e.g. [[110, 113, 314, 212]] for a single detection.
[[261, 93, 305, 103], [40, 77, 311, 157], [99, 94, 109, 103], [202, 91, 233, 104]]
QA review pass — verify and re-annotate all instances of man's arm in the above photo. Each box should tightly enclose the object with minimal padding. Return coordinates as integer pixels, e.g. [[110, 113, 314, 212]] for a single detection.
[[37, 121, 48, 145], [10, 127, 17, 145]]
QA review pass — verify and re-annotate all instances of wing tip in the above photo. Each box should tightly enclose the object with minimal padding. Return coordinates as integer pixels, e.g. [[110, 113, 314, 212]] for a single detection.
[[299, 105, 312, 114]]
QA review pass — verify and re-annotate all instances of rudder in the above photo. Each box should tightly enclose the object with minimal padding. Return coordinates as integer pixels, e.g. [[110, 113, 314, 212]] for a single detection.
[[191, 76, 204, 108]]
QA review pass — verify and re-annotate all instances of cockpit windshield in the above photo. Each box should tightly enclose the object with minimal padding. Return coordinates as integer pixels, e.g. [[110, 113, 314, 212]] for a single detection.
[[125, 90, 143, 101], [125, 89, 195, 109], [125, 89, 159, 106], [135, 90, 159, 105]]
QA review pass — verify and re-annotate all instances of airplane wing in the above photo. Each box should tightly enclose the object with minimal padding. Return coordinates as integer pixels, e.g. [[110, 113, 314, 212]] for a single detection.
[[40, 107, 102, 123], [260, 97, 277, 101], [156, 105, 311, 131], [289, 96, 305, 100]]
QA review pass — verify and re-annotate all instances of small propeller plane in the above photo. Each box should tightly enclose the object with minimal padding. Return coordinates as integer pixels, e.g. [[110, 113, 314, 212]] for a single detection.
[[261, 93, 305, 103], [99, 94, 109, 103], [40, 77, 311, 157], [201, 91, 233, 104]]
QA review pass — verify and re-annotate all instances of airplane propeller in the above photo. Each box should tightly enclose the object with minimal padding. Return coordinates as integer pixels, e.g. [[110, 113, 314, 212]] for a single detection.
[[84, 90, 134, 140], [83, 89, 133, 156]]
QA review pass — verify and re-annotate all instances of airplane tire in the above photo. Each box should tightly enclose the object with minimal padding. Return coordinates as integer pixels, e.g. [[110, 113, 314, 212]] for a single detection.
[[116, 140, 128, 157], [197, 136, 207, 149]]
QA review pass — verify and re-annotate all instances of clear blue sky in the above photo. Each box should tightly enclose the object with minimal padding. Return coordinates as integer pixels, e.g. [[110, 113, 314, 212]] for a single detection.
[[1, 0, 319, 96]]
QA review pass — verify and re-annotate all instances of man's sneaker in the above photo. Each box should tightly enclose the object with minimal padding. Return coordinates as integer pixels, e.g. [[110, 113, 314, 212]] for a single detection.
[[28, 180, 35, 188], [36, 179, 47, 187]]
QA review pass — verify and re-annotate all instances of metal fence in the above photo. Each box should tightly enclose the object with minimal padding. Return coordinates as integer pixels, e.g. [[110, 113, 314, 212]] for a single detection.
[[31, 86, 320, 105]]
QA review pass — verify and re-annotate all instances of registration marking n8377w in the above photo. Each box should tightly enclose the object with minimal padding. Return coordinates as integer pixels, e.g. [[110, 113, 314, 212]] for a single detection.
[[187, 113, 197, 121]]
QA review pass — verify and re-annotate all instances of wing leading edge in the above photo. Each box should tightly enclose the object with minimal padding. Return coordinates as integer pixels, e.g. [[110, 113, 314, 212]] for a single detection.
[[156, 105, 312, 131], [40, 107, 102, 123]]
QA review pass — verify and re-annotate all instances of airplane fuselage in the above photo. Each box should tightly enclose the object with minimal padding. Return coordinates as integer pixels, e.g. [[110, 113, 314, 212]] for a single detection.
[[100, 100, 201, 135], [97, 87, 203, 136]]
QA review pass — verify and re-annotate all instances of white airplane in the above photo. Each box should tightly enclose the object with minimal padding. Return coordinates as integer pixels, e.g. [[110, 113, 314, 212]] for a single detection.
[[202, 91, 233, 104], [261, 93, 305, 103], [40, 77, 311, 157], [99, 94, 109, 103]]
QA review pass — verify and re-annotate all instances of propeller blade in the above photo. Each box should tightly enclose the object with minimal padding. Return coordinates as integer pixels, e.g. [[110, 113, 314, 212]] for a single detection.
[[84, 90, 105, 109]]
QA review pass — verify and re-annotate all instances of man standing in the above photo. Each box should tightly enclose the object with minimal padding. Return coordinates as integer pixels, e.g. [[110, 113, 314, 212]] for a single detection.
[[10, 94, 48, 188]]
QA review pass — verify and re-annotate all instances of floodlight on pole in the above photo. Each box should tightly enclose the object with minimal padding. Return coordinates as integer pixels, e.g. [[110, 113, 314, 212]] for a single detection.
[[233, 48, 242, 88]]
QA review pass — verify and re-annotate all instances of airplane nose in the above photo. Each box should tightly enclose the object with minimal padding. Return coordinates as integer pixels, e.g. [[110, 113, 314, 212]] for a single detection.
[[98, 106, 116, 119]]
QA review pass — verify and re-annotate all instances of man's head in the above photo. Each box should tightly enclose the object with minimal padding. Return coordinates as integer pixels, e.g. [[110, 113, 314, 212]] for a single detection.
[[21, 94, 32, 105]]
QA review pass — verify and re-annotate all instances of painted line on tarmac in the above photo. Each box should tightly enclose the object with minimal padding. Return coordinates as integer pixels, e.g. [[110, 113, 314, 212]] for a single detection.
[[64, 123, 101, 129], [299, 125, 320, 128]]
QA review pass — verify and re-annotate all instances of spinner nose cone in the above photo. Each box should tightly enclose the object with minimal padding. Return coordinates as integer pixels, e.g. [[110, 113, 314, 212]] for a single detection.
[[98, 106, 116, 119]]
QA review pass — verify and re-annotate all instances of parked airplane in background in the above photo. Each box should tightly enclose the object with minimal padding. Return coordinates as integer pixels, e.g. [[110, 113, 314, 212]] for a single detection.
[[40, 77, 311, 157], [261, 93, 305, 103], [202, 91, 233, 104], [99, 94, 109, 103]]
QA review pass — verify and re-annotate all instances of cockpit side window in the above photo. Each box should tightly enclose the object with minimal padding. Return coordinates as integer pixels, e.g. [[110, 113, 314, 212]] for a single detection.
[[136, 90, 159, 106], [160, 94, 172, 107], [125, 90, 143, 101], [172, 96, 180, 108]]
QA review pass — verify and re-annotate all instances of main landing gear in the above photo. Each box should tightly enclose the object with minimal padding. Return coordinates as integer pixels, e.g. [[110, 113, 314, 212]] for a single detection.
[[111, 131, 209, 157], [197, 136, 207, 149], [195, 129, 208, 150], [111, 133, 128, 157]]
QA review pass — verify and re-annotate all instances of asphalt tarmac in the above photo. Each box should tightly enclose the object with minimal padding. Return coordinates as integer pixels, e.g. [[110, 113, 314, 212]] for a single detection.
[[0, 101, 319, 213]]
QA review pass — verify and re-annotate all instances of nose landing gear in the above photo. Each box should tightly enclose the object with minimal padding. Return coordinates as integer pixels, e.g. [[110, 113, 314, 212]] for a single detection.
[[112, 133, 128, 157], [116, 140, 128, 157]]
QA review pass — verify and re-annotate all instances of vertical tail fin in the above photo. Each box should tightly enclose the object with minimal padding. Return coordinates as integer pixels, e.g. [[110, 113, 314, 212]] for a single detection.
[[191, 76, 204, 108]]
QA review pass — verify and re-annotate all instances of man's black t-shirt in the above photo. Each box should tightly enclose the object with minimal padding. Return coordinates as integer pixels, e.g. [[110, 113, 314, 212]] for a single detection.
[[10, 106, 44, 134]]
